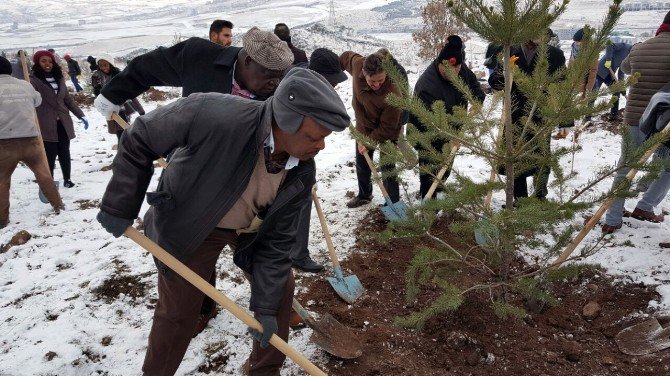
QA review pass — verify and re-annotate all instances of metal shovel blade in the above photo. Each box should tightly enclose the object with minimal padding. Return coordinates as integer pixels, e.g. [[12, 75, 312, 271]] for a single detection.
[[474, 216, 499, 250], [38, 180, 60, 204], [615, 318, 670, 355], [327, 267, 365, 304], [381, 197, 409, 222], [308, 313, 363, 359]]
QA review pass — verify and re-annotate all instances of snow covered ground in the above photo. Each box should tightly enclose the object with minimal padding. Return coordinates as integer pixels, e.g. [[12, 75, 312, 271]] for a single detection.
[[2, 0, 670, 375]]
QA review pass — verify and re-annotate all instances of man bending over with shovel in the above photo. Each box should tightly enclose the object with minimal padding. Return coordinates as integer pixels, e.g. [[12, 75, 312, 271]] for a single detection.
[[96, 68, 350, 375]]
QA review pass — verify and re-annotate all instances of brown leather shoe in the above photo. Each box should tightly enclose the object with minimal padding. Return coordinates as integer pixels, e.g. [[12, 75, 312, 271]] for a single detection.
[[631, 208, 664, 223], [602, 223, 622, 234], [193, 308, 218, 337]]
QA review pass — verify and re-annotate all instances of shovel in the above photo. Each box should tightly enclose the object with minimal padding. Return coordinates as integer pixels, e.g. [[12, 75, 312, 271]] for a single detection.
[[362, 151, 408, 221], [110, 112, 169, 168], [552, 119, 670, 267], [423, 143, 460, 201], [312, 187, 364, 304], [615, 318, 670, 355], [19, 51, 61, 205], [123, 227, 327, 376], [292, 298, 363, 359]]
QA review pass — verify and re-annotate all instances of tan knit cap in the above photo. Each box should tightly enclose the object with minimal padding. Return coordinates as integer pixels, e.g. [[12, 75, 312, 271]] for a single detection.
[[242, 27, 294, 71]]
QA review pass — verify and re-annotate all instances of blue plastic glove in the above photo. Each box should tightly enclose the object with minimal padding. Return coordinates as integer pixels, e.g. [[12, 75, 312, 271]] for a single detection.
[[96, 210, 133, 238], [247, 314, 277, 349], [80, 117, 89, 130]]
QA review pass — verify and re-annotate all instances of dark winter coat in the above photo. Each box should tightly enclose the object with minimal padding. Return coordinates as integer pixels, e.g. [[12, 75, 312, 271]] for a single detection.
[[484, 43, 503, 70], [100, 93, 314, 315], [621, 32, 670, 127], [66, 59, 81, 77], [339, 51, 405, 143], [100, 37, 244, 105], [489, 44, 566, 125], [488, 44, 566, 177], [29, 75, 84, 142], [597, 42, 632, 81], [411, 61, 486, 135], [10, 60, 24, 79], [87, 56, 98, 72]]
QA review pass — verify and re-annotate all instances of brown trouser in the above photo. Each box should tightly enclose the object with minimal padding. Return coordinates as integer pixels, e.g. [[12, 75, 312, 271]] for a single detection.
[[0, 137, 62, 225], [142, 228, 295, 376]]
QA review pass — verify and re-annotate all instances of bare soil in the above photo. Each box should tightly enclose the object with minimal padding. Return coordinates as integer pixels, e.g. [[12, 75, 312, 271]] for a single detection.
[[299, 209, 670, 376]]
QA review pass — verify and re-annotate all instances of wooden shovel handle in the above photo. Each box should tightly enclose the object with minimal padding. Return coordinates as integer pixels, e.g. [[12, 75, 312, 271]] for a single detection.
[[362, 151, 390, 198], [552, 120, 670, 267], [312, 187, 341, 270], [111, 112, 168, 168], [425, 144, 460, 200], [123, 227, 327, 376]]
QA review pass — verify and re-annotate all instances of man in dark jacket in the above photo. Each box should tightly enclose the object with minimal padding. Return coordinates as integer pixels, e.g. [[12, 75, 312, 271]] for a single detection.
[[93, 26, 294, 336], [96, 68, 350, 375], [63, 54, 83, 92], [274, 23, 308, 68], [593, 42, 632, 121], [411, 42, 486, 198], [341, 48, 406, 208], [489, 36, 566, 200], [93, 27, 293, 120]]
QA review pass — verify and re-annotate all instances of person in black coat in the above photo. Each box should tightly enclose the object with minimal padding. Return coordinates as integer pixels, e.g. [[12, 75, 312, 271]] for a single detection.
[[488, 36, 566, 200], [86, 55, 98, 72], [93, 27, 294, 120], [411, 42, 486, 198]]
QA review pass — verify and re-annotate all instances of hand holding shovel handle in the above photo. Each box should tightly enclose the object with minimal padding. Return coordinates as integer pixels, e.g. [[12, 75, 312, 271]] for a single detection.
[[111, 112, 168, 168], [552, 120, 670, 267], [425, 143, 460, 200], [123, 227, 327, 376]]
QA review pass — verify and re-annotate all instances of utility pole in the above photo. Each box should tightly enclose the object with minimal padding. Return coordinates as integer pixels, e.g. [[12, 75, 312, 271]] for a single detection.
[[329, 0, 336, 27]]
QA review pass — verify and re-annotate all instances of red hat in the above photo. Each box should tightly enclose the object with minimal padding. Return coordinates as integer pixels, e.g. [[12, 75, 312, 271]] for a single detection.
[[33, 50, 56, 65], [64, 54, 71, 60]]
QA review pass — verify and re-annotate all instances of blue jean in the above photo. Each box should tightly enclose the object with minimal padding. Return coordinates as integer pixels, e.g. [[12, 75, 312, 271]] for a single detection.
[[604, 127, 670, 225], [71, 75, 83, 92]]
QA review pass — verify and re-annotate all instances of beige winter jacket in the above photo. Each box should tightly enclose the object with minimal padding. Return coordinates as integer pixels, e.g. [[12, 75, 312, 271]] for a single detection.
[[621, 32, 670, 127]]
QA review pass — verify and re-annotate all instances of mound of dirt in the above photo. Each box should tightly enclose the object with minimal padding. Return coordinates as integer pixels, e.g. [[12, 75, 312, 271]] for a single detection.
[[142, 87, 179, 102], [91, 272, 151, 304], [299, 210, 669, 375], [0, 230, 32, 253], [72, 92, 95, 107]]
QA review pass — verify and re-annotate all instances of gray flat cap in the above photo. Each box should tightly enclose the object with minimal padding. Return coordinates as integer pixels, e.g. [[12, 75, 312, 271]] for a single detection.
[[243, 27, 294, 71], [272, 68, 350, 134]]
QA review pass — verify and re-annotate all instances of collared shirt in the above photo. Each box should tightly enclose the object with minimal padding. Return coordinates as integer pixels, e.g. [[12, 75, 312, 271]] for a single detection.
[[231, 62, 256, 100], [263, 128, 300, 171]]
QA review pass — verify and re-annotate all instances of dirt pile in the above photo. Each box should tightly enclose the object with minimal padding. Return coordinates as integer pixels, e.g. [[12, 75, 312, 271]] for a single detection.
[[299, 210, 669, 375]]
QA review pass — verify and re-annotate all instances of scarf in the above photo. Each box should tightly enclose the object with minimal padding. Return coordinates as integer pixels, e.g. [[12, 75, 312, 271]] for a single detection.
[[656, 23, 670, 36]]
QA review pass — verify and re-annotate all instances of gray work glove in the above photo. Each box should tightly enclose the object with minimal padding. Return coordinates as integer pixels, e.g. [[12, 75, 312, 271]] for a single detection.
[[96, 210, 133, 238], [248, 314, 277, 349]]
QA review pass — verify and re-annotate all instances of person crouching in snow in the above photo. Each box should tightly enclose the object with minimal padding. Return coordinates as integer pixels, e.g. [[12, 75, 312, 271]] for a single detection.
[[29, 50, 88, 189], [92, 56, 145, 142], [96, 68, 350, 375], [0, 56, 63, 228]]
